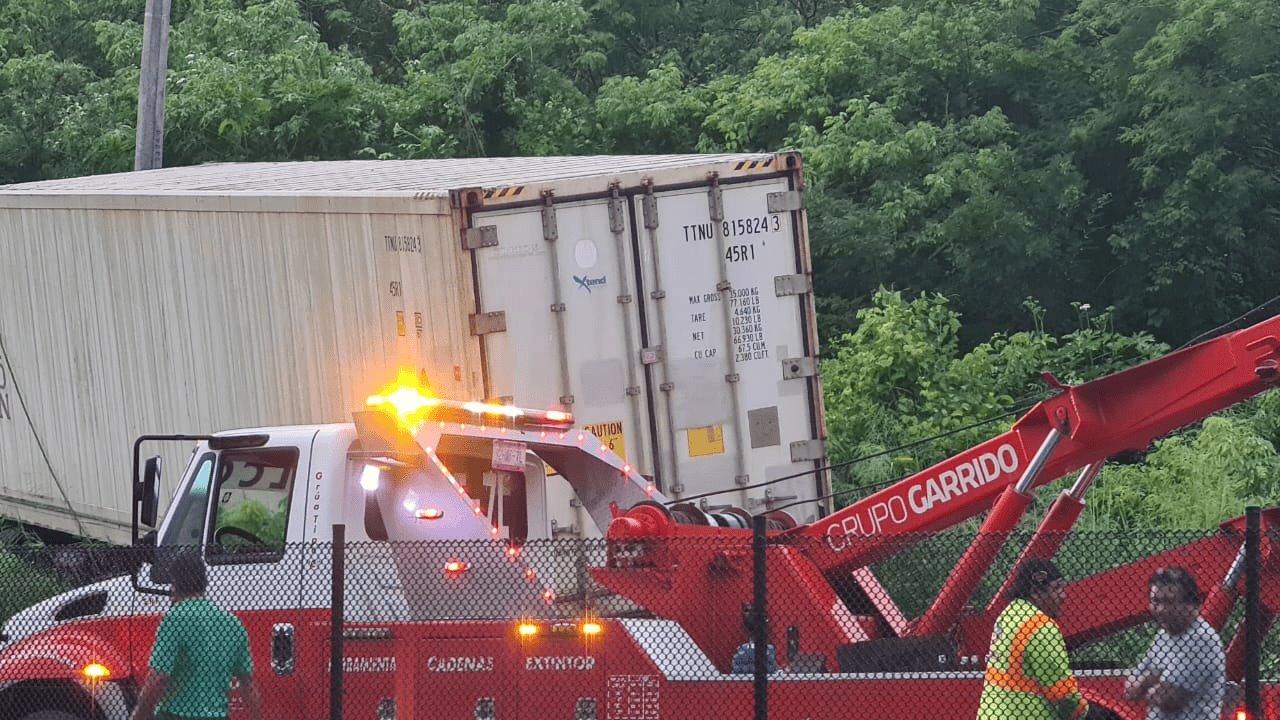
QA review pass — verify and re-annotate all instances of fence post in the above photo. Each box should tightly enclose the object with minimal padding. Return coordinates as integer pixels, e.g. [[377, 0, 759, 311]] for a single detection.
[[1244, 507, 1261, 719], [330, 524, 346, 720], [752, 514, 768, 720]]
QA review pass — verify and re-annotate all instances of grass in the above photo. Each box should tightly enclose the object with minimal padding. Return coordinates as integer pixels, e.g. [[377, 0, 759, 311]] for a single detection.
[[0, 548, 70, 629]]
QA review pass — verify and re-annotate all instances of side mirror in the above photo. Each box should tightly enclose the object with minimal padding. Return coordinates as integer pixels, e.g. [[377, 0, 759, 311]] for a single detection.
[[141, 456, 161, 528]]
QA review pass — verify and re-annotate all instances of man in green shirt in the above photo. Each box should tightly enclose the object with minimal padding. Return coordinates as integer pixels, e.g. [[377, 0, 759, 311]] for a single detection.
[[130, 552, 262, 720]]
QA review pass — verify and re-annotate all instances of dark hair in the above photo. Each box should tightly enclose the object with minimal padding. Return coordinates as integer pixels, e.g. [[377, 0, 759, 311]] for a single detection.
[[1007, 558, 1063, 601], [742, 603, 763, 635], [1150, 566, 1201, 605], [171, 551, 208, 596]]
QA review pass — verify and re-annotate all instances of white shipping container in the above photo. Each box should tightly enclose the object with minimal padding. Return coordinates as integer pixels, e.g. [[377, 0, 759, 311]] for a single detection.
[[0, 154, 828, 544]]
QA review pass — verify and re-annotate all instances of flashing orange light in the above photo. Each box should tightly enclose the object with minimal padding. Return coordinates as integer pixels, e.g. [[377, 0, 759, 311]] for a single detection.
[[518, 623, 539, 637], [1236, 709, 1249, 720], [367, 372, 574, 431], [444, 560, 469, 575], [82, 663, 110, 681], [366, 371, 440, 429], [543, 588, 556, 603], [506, 545, 522, 559], [463, 401, 523, 419], [581, 622, 603, 636], [415, 508, 444, 520]]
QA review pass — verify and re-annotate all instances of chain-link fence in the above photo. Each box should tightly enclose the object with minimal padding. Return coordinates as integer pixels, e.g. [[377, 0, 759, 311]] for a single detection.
[[0, 516, 1275, 720]]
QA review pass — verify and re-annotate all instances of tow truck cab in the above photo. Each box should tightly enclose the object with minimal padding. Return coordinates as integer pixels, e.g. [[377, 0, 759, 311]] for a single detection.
[[0, 394, 660, 720]]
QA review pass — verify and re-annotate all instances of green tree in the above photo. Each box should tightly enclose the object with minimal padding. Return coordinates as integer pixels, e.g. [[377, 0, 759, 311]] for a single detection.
[[391, 0, 606, 157], [822, 290, 1168, 505]]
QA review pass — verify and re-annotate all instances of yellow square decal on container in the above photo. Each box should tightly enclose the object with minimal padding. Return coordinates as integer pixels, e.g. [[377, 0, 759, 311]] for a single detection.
[[584, 421, 626, 460], [687, 426, 725, 457]]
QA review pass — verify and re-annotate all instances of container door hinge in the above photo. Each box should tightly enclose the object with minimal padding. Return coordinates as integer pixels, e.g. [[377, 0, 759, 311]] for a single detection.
[[469, 311, 507, 336], [782, 357, 818, 380], [642, 188, 659, 229], [790, 439, 827, 463], [659, 382, 674, 392], [640, 347, 662, 365], [462, 226, 499, 250], [608, 188, 626, 234], [559, 395, 575, 407], [541, 192, 558, 241], [625, 385, 642, 397], [767, 190, 804, 213], [774, 273, 812, 297], [708, 180, 725, 222]]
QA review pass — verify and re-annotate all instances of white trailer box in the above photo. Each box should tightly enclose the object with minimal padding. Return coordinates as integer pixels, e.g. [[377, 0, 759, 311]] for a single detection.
[[0, 154, 828, 544]]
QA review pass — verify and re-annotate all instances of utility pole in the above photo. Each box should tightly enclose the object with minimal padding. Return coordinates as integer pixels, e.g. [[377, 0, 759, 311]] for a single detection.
[[134, 0, 172, 171]]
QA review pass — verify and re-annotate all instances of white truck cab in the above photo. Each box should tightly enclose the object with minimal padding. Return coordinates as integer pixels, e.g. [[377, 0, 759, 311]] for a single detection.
[[0, 384, 667, 720]]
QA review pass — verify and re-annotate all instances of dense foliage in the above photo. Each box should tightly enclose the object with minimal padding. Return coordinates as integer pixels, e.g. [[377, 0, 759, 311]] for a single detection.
[[824, 291, 1280, 529], [2, 0, 1276, 526]]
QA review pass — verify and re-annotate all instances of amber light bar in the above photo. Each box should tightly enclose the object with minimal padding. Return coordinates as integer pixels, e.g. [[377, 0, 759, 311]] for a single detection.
[[367, 374, 574, 431]]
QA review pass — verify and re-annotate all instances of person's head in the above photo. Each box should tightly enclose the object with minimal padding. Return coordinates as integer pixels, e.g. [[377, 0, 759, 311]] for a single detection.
[[741, 603, 763, 638], [170, 551, 208, 601], [1007, 559, 1067, 618], [1149, 566, 1201, 635]]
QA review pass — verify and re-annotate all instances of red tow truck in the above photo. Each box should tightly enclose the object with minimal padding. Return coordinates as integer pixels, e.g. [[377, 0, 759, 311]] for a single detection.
[[3, 317, 1280, 719]]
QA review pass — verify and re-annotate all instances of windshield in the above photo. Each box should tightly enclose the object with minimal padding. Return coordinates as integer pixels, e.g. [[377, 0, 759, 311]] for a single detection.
[[157, 446, 298, 556]]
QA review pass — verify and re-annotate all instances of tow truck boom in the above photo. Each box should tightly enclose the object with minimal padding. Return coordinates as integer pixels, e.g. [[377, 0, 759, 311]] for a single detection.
[[594, 312, 1280, 675], [792, 313, 1280, 572]]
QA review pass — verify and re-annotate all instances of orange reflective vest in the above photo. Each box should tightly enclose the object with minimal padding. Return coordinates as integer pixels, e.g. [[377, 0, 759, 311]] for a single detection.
[[977, 599, 1088, 720]]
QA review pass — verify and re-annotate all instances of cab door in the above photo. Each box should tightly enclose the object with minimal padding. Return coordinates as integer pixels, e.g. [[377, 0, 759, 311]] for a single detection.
[[200, 429, 317, 720]]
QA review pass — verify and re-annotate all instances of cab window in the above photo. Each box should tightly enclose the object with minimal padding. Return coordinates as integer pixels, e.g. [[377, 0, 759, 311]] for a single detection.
[[159, 453, 215, 548], [207, 447, 298, 563]]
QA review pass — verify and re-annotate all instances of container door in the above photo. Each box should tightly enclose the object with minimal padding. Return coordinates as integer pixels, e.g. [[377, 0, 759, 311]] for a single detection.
[[469, 196, 652, 537], [631, 177, 825, 521]]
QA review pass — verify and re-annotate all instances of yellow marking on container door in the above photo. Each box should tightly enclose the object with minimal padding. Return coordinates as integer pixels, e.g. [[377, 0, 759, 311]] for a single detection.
[[687, 426, 725, 457], [584, 421, 626, 460]]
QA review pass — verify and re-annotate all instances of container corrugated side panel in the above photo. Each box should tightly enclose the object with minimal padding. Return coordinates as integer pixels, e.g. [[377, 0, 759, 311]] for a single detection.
[[0, 194, 480, 543]]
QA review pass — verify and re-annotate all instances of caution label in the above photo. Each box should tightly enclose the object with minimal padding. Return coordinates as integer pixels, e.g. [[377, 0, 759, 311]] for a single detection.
[[687, 426, 724, 457], [547, 420, 626, 477], [585, 421, 627, 460]]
